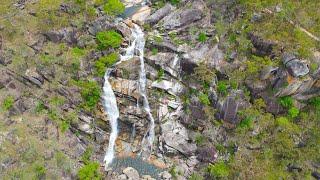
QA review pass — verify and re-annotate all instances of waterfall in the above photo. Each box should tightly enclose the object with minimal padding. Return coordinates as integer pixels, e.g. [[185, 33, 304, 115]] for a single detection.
[[133, 24, 155, 157], [103, 24, 155, 168], [102, 69, 120, 168], [103, 26, 137, 168]]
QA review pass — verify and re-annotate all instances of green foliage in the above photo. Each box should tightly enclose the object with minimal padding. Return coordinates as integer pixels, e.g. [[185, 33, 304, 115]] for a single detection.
[[198, 92, 210, 105], [238, 117, 253, 129], [81, 147, 93, 165], [2, 96, 14, 111], [195, 133, 206, 146], [169, 0, 180, 5], [77, 81, 101, 111], [95, 52, 119, 76], [245, 55, 274, 75], [309, 97, 320, 109], [169, 166, 178, 179], [193, 63, 215, 87], [157, 68, 164, 81], [288, 107, 299, 118], [35, 101, 46, 113], [275, 116, 290, 128], [77, 162, 102, 180], [279, 96, 294, 108], [189, 173, 204, 180], [152, 48, 158, 55], [96, 30, 122, 49], [217, 81, 228, 96], [34, 164, 46, 179], [60, 121, 70, 133], [207, 161, 230, 178], [103, 0, 125, 16], [198, 32, 207, 43]]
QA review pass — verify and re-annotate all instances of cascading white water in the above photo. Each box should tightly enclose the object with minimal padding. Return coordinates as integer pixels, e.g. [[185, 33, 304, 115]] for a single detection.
[[103, 24, 155, 168], [133, 24, 155, 157], [103, 26, 138, 168], [102, 69, 120, 168]]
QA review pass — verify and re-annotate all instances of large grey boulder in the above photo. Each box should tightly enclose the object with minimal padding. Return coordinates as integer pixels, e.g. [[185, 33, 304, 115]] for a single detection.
[[151, 79, 184, 96], [146, 4, 174, 25], [160, 119, 197, 155], [161, 8, 202, 30], [123, 167, 140, 180], [24, 68, 44, 87], [282, 53, 309, 77], [146, 52, 180, 77]]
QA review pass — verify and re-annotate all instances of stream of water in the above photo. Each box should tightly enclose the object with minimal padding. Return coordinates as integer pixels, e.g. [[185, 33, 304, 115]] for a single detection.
[[103, 24, 155, 168]]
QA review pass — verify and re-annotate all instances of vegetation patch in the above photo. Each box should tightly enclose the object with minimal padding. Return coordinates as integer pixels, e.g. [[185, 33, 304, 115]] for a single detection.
[[96, 30, 123, 49], [2, 96, 14, 111], [95, 52, 119, 76], [103, 0, 125, 16], [207, 161, 230, 178], [77, 81, 101, 111]]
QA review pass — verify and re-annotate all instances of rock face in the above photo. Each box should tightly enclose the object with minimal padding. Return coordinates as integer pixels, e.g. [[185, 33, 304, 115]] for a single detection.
[[282, 53, 309, 77], [24, 68, 44, 87], [249, 33, 275, 56], [146, 52, 180, 77], [197, 146, 218, 163], [160, 119, 197, 155], [146, 4, 174, 25], [123, 167, 140, 180], [161, 2, 203, 30], [217, 90, 250, 125], [131, 6, 151, 24]]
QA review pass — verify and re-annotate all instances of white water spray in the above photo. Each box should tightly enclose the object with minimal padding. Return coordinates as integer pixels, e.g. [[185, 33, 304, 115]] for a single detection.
[[103, 24, 155, 168], [103, 26, 138, 168], [133, 24, 155, 157]]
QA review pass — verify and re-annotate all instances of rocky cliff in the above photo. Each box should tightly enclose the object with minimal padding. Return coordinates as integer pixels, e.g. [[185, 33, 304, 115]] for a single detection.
[[0, 0, 320, 179]]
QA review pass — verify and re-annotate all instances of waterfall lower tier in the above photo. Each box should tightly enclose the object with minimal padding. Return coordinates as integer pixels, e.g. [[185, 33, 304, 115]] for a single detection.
[[103, 70, 120, 168]]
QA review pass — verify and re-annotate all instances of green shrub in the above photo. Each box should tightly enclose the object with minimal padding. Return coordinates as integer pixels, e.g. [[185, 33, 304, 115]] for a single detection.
[[279, 96, 294, 108], [217, 81, 228, 96], [157, 68, 164, 81], [2, 96, 14, 110], [189, 173, 204, 180], [78, 81, 101, 111], [95, 52, 119, 76], [198, 32, 207, 43], [245, 56, 274, 75], [193, 63, 216, 86], [309, 97, 320, 109], [60, 121, 70, 133], [195, 133, 206, 145], [238, 117, 253, 129], [81, 147, 93, 165], [96, 30, 122, 49], [77, 162, 102, 180], [288, 107, 299, 118], [152, 48, 158, 55], [34, 164, 46, 179], [199, 92, 210, 105], [169, 166, 178, 179], [35, 101, 46, 113], [103, 0, 125, 16], [207, 161, 230, 178], [169, 0, 180, 5]]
